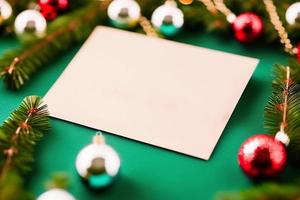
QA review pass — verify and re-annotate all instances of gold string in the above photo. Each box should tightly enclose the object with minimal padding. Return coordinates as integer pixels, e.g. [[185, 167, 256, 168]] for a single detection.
[[263, 0, 298, 55], [139, 16, 159, 38]]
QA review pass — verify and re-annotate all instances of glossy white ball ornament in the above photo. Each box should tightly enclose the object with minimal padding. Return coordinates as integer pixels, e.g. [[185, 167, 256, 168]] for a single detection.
[[37, 189, 76, 200], [14, 9, 47, 37], [285, 2, 300, 25], [107, 0, 141, 29], [75, 134, 121, 189], [0, 0, 12, 24], [151, 1, 184, 36]]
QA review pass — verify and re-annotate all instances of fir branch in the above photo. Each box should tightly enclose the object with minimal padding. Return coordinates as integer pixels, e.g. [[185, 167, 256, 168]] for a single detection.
[[0, 0, 111, 90], [264, 65, 300, 161], [0, 96, 50, 200], [215, 182, 300, 200]]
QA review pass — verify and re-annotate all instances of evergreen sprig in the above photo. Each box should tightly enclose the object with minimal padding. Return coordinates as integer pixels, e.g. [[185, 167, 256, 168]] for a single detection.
[[264, 65, 300, 161], [0, 96, 50, 200], [0, 0, 111, 90], [216, 182, 300, 200]]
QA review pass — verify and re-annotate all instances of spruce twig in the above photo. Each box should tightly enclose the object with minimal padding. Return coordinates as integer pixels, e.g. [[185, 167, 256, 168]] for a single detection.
[[215, 182, 300, 200], [264, 65, 300, 161], [0, 96, 50, 200], [0, 0, 111, 90]]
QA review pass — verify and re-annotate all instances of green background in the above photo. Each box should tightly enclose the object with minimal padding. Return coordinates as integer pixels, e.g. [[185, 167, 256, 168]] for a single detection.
[[0, 29, 298, 199]]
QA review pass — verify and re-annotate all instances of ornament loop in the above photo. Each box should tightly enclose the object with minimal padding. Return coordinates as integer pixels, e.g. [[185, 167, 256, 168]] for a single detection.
[[93, 132, 106, 144]]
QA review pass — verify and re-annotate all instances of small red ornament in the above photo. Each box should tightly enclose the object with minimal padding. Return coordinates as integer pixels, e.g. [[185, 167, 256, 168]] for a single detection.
[[238, 134, 286, 179], [38, 0, 69, 20], [39, 3, 58, 21], [297, 43, 300, 62], [232, 12, 263, 43]]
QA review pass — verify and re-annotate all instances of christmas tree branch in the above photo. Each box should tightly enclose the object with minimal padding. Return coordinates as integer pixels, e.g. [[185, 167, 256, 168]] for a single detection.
[[264, 65, 300, 161], [215, 182, 300, 200], [0, 96, 50, 200], [0, 0, 111, 90]]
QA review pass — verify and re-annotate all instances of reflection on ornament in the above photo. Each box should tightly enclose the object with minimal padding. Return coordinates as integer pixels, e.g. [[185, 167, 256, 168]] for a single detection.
[[285, 2, 300, 25], [107, 0, 141, 29], [151, 1, 184, 36], [37, 188, 76, 200], [238, 134, 286, 179], [75, 133, 121, 189], [0, 0, 12, 25], [232, 12, 263, 43], [14, 10, 47, 37]]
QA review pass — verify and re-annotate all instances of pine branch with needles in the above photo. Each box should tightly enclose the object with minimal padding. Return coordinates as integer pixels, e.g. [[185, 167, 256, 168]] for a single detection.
[[0, 96, 50, 200], [264, 65, 300, 161], [216, 182, 300, 200], [0, 0, 111, 90]]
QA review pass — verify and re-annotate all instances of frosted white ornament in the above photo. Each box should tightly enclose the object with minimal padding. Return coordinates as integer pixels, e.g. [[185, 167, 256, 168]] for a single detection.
[[151, 0, 184, 36], [37, 188, 76, 200], [14, 9, 47, 37], [285, 2, 300, 25], [75, 133, 121, 189], [0, 0, 12, 24], [107, 0, 141, 28]]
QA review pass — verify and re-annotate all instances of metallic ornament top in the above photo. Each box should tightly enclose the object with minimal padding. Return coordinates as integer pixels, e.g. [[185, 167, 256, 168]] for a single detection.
[[14, 9, 47, 37], [0, 0, 12, 24], [285, 2, 300, 25], [75, 133, 121, 189], [151, 1, 184, 36], [107, 0, 141, 29]]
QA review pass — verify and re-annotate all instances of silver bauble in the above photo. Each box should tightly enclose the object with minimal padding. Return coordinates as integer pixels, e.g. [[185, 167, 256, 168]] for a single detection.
[[285, 2, 300, 25], [14, 9, 47, 37], [107, 0, 141, 29], [37, 189, 76, 200], [75, 134, 121, 189], [0, 0, 12, 25], [151, 1, 184, 36]]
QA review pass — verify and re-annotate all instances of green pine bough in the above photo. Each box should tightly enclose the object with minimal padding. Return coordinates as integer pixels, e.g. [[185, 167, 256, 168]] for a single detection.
[[216, 182, 300, 200], [0, 0, 111, 90], [0, 96, 50, 200]]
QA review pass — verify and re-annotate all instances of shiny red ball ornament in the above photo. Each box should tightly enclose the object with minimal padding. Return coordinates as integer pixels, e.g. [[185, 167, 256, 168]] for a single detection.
[[38, 0, 69, 20], [297, 43, 300, 62], [238, 134, 286, 179], [232, 12, 263, 43], [39, 3, 58, 21]]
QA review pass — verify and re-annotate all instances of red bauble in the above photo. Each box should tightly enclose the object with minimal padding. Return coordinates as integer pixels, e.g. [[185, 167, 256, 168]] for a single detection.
[[238, 134, 286, 179], [297, 43, 300, 62], [232, 12, 263, 43], [38, 0, 69, 20], [39, 3, 58, 21]]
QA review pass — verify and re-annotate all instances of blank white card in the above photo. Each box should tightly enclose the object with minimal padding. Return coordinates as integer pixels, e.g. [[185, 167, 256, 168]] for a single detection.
[[44, 26, 258, 160]]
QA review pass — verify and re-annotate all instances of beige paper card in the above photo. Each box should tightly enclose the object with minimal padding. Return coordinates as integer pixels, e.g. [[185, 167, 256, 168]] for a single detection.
[[44, 26, 258, 160]]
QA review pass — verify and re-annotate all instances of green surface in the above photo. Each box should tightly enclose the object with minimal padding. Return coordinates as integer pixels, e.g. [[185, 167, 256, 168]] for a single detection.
[[0, 29, 298, 199]]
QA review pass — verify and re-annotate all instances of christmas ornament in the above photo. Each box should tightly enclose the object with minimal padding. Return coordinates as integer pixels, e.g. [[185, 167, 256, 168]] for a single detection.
[[232, 12, 263, 43], [0, 0, 12, 25], [298, 43, 300, 62], [199, 0, 262, 42], [75, 133, 121, 189], [14, 9, 47, 37], [151, 0, 184, 36], [37, 188, 76, 200], [238, 134, 287, 179], [107, 0, 141, 29], [38, 0, 69, 21], [285, 2, 300, 25], [238, 67, 292, 179]]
